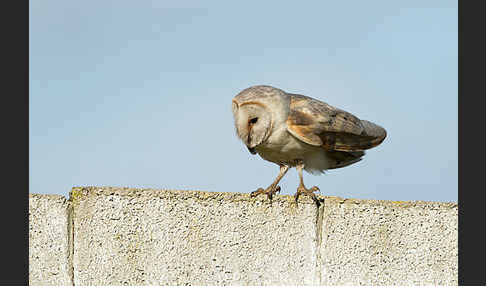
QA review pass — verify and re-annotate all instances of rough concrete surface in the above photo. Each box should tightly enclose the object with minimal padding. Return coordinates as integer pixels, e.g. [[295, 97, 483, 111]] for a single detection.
[[29, 187, 458, 286], [318, 197, 458, 286], [29, 194, 73, 286], [71, 187, 320, 286]]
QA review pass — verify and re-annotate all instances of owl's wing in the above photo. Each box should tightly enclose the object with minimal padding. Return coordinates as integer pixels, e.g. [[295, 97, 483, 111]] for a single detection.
[[286, 94, 387, 151]]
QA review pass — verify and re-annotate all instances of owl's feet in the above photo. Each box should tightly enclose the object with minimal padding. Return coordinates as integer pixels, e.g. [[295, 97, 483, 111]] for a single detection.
[[250, 184, 281, 201], [294, 185, 320, 204]]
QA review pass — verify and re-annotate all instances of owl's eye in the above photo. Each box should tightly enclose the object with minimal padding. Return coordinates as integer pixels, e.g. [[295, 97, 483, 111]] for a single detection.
[[249, 117, 258, 124]]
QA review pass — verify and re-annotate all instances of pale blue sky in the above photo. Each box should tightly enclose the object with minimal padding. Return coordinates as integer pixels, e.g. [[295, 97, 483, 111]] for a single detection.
[[29, 0, 457, 202]]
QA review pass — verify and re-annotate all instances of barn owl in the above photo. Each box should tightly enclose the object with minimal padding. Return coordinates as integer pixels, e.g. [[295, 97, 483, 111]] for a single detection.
[[231, 85, 387, 203]]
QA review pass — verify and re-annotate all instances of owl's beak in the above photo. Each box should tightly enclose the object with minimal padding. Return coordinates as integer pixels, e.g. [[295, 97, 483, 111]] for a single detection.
[[247, 146, 257, 155]]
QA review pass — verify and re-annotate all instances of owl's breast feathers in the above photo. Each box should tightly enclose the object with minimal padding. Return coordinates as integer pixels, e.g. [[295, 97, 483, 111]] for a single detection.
[[285, 94, 387, 152]]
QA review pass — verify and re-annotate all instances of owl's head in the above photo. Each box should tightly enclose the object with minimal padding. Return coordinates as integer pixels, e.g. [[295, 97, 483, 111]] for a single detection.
[[231, 85, 290, 153]]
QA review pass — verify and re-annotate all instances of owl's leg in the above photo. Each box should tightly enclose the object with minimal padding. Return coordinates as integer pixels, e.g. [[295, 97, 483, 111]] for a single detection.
[[250, 165, 289, 200], [294, 161, 320, 203]]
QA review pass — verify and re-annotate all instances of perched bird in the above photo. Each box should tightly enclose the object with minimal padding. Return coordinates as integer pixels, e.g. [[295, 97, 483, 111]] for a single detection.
[[231, 85, 387, 203]]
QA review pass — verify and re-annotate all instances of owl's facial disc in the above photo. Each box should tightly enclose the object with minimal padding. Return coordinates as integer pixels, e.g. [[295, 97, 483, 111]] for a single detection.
[[233, 102, 272, 150], [246, 117, 259, 148]]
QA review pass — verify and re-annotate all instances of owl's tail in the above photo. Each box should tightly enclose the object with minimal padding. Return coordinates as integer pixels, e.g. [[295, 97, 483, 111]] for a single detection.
[[327, 150, 365, 169]]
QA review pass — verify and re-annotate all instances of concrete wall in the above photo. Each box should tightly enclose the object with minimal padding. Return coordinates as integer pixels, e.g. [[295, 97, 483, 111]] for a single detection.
[[29, 194, 73, 286], [29, 187, 458, 286], [318, 197, 458, 286]]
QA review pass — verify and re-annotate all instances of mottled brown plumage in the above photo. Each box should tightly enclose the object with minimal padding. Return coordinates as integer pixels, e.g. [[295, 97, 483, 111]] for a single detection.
[[231, 85, 387, 203], [286, 93, 387, 151]]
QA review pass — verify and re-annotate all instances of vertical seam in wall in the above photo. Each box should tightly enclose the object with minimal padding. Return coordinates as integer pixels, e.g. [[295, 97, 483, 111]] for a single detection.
[[67, 200, 75, 286], [315, 199, 325, 286]]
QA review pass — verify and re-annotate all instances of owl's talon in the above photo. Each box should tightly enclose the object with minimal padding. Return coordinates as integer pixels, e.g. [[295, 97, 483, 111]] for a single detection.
[[294, 185, 320, 203], [267, 185, 281, 200], [250, 185, 280, 201], [250, 188, 265, 198]]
